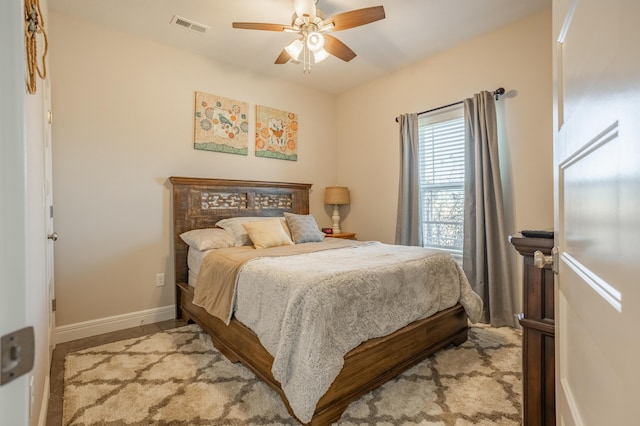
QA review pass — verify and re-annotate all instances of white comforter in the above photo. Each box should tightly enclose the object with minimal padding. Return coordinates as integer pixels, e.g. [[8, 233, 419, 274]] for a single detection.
[[232, 241, 483, 423]]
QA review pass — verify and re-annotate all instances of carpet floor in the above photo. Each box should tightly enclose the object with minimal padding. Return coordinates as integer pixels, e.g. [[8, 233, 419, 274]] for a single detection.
[[62, 323, 522, 425]]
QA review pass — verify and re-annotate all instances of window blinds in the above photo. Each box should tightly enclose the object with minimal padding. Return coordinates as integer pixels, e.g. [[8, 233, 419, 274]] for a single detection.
[[418, 112, 465, 257]]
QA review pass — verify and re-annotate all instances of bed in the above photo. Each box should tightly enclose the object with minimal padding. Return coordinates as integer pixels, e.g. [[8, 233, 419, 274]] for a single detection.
[[170, 176, 482, 425]]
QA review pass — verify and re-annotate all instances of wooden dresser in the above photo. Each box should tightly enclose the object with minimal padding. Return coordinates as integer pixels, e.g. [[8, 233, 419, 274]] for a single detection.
[[510, 234, 556, 426]]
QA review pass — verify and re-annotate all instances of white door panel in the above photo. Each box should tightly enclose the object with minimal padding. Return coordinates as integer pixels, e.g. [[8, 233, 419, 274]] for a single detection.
[[0, 0, 29, 424], [554, 0, 640, 424]]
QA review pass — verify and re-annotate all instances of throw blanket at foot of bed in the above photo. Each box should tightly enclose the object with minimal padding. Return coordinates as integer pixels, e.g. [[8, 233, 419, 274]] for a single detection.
[[193, 238, 360, 323], [197, 241, 483, 423]]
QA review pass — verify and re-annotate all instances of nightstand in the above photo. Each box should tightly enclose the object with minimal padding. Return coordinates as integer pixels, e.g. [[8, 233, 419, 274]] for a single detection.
[[326, 232, 356, 240]]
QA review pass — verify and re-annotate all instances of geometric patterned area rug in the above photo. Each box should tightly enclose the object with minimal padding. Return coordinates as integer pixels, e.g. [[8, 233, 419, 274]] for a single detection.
[[63, 323, 522, 425]]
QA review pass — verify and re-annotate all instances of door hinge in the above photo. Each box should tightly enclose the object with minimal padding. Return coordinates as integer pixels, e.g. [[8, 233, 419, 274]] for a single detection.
[[52, 299, 56, 312], [49, 205, 53, 218], [48, 110, 53, 124]]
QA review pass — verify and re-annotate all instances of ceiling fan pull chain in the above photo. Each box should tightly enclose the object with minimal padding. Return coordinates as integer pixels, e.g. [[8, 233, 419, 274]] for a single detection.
[[302, 26, 314, 74]]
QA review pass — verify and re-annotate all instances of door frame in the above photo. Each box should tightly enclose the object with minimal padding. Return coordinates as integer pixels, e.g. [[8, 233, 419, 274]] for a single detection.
[[44, 75, 56, 363]]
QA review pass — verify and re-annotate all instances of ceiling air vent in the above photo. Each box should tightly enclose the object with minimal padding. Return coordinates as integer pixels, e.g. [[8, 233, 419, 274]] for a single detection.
[[170, 15, 209, 34]]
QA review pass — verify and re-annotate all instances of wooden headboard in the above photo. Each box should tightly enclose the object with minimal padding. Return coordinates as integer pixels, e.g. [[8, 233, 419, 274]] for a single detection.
[[169, 177, 312, 285]]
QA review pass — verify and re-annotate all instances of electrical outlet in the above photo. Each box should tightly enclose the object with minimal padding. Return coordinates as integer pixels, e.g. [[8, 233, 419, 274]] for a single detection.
[[155, 273, 165, 287]]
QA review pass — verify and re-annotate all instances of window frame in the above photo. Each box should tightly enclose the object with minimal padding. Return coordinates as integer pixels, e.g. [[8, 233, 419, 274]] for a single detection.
[[417, 105, 465, 260]]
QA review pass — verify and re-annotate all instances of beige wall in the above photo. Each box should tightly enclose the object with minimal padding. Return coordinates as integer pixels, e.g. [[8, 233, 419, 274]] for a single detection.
[[335, 10, 553, 314], [50, 8, 553, 330], [336, 10, 553, 243], [49, 12, 337, 327]]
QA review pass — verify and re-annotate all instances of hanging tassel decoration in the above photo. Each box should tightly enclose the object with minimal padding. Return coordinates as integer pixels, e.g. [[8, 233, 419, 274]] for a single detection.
[[25, 0, 48, 94]]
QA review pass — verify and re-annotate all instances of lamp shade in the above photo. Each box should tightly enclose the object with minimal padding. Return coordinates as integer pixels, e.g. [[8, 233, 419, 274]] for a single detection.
[[324, 186, 350, 205]]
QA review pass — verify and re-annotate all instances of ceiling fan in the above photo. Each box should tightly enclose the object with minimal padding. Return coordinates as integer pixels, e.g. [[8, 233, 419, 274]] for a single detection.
[[232, 0, 385, 73]]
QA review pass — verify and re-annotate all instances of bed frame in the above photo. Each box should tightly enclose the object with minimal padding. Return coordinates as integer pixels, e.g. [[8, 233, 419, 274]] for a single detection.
[[170, 176, 468, 425]]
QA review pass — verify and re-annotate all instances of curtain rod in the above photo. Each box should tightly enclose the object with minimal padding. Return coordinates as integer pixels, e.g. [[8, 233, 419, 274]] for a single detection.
[[395, 87, 505, 123]]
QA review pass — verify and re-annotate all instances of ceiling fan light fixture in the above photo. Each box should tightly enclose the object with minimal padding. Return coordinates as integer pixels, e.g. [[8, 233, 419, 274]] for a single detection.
[[313, 48, 329, 63], [285, 38, 304, 61], [232, 2, 386, 74], [306, 31, 325, 51]]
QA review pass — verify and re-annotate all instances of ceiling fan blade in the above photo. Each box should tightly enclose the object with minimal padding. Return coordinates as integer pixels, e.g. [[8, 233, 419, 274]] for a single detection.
[[323, 34, 356, 62], [326, 6, 385, 31], [274, 49, 292, 64], [232, 22, 287, 32]]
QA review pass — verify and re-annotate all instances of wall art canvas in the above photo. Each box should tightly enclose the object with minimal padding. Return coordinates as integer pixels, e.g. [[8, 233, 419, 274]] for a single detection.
[[194, 91, 249, 155], [255, 105, 298, 161]]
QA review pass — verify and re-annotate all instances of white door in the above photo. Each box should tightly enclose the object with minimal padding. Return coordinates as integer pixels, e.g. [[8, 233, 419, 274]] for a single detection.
[[553, 0, 640, 424], [0, 0, 30, 424]]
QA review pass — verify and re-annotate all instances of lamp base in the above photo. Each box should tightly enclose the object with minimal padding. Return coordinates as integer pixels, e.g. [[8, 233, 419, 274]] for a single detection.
[[331, 204, 342, 234]]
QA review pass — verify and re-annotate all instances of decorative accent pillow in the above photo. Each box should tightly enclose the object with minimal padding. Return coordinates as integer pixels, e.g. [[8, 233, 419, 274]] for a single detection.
[[280, 217, 293, 239], [284, 212, 325, 243], [243, 218, 294, 249], [179, 228, 235, 251], [216, 216, 291, 247]]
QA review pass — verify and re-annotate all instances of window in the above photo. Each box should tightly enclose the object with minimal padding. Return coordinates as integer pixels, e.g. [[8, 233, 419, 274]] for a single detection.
[[418, 106, 465, 259]]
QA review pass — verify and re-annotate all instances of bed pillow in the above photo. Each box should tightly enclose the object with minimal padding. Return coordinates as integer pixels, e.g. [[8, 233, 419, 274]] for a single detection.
[[216, 216, 291, 246], [243, 218, 294, 249], [280, 217, 293, 239], [284, 212, 325, 243], [179, 228, 235, 251]]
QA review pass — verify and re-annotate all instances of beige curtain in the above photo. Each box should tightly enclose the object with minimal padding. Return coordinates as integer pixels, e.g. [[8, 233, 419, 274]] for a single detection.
[[463, 91, 517, 327], [395, 113, 422, 246]]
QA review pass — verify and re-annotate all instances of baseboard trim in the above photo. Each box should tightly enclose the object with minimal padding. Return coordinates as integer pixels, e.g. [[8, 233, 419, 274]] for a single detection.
[[36, 374, 49, 426], [55, 305, 176, 344]]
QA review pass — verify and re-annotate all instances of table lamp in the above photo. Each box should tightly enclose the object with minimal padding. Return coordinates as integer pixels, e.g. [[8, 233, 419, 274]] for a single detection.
[[324, 186, 350, 234]]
